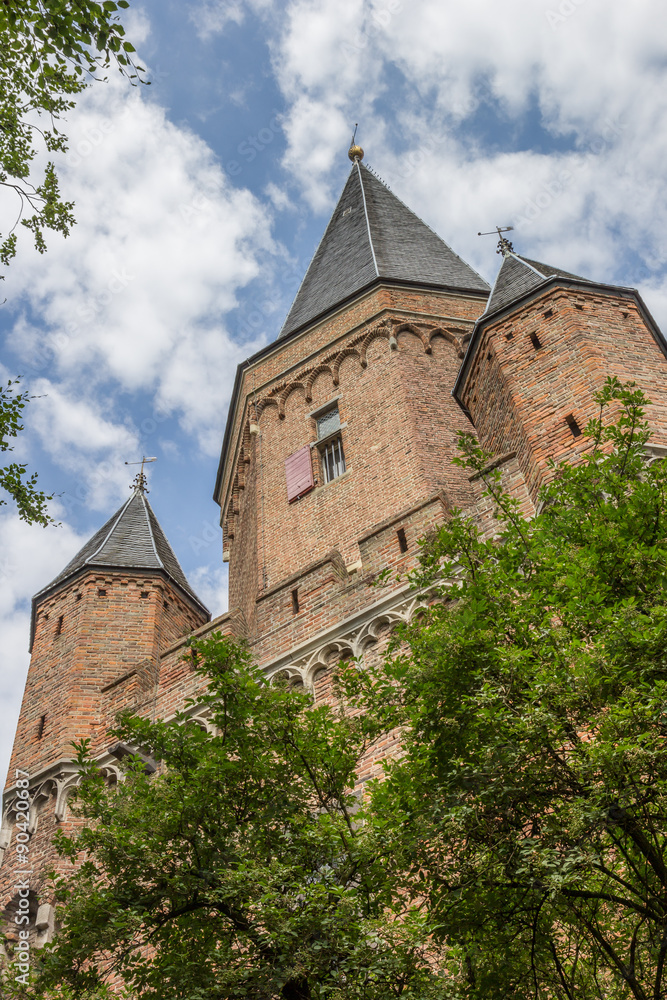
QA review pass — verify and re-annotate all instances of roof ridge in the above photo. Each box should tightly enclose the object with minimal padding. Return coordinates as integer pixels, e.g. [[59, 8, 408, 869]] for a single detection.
[[140, 493, 165, 570], [513, 253, 548, 279], [356, 160, 379, 276], [360, 162, 491, 290], [84, 493, 134, 567]]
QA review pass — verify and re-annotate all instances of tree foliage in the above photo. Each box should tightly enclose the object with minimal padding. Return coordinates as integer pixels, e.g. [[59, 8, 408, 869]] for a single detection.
[[8, 378, 667, 998], [342, 377, 667, 999], [19, 638, 445, 1000], [0, 378, 54, 524], [0, 0, 143, 269]]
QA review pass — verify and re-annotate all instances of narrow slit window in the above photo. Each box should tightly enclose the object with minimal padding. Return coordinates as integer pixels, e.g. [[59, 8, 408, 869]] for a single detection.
[[543, 309, 553, 318], [140, 591, 149, 599], [505, 332, 514, 340], [98, 588, 107, 597], [565, 414, 582, 438], [397, 528, 408, 553], [37, 714, 46, 740], [529, 333, 542, 350], [55, 615, 63, 637], [291, 588, 299, 614], [575, 304, 584, 311]]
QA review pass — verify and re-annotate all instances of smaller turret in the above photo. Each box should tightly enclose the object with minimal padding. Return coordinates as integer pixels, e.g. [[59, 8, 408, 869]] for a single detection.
[[454, 252, 667, 499], [1, 485, 209, 943]]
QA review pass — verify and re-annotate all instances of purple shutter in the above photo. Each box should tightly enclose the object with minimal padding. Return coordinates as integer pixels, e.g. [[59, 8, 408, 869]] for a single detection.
[[285, 445, 314, 503]]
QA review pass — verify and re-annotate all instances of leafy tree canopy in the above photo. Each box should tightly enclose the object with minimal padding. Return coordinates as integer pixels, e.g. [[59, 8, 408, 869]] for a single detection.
[[0, 378, 54, 524], [16, 638, 446, 1000], [0, 0, 142, 268], [7, 378, 667, 999], [342, 377, 667, 1000]]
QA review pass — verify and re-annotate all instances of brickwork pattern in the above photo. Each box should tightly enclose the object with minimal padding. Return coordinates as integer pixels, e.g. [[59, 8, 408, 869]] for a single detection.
[[4, 263, 667, 970], [459, 287, 667, 500]]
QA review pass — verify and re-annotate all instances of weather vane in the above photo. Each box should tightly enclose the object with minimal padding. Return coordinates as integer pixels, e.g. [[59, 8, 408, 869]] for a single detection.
[[478, 225, 514, 256], [125, 456, 157, 494]]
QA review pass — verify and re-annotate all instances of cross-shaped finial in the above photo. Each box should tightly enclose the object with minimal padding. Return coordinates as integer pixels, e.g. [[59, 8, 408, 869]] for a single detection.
[[124, 456, 157, 494], [478, 225, 515, 257]]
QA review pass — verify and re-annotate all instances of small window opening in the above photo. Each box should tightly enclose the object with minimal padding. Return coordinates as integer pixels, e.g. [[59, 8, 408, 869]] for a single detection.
[[55, 615, 64, 637], [291, 588, 300, 614], [529, 332, 542, 350], [396, 528, 408, 553], [565, 414, 582, 438], [575, 303, 584, 311], [486, 351, 492, 361], [505, 332, 514, 340], [75, 593, 82, 602], [543, 309, 553, 318], [98, 588, 107, 597], [140, 591, 149, 599], [316, 406, 341, 440], [320, 436, 346, 483], [163, 600, 170, 609], [622, 311, 629, 319], [316, 406, 346, 484], [37, 714, 46, 740]]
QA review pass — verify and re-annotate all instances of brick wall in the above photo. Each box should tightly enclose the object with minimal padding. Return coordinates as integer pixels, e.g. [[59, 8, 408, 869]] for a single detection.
[[223, 285, 489, 636], [459, 286, 667, 500]]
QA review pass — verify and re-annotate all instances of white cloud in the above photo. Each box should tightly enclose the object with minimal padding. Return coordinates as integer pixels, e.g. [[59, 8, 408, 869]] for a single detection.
[[123, 7, 151, 46], [259, 0, 667, 325], [3, 75, 276, 459], [190, 564, 228, 619], [188, 0, 273, 40], [27, 380, 141, 510]]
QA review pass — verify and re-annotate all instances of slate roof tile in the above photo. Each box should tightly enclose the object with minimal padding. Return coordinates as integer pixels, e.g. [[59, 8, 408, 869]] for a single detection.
[[486, 253, 587, 315], [279, 161, 489, 340], [34, 491, 207, 614]]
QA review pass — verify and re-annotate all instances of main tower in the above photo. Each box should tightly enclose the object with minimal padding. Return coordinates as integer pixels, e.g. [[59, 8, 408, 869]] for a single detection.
[[214, 146, 491, 706]]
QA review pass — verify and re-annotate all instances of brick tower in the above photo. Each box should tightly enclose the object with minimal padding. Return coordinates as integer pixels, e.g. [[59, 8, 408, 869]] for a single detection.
[[453, 248, 667, 499], [214, 147, 492, 696], [3, 144, 667, 958], [0, 479, 209, 945]]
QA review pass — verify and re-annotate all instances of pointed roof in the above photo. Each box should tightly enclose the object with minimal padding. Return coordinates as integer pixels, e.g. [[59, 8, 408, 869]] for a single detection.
[[452, 251, 643, 405], [32, 490, 209, 637], [485, 253, 587, 316], [278, 161, 490, 340]]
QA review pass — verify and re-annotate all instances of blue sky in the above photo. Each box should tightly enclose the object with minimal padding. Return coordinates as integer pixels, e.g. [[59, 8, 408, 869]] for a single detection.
[[2, 0, 667, 782]]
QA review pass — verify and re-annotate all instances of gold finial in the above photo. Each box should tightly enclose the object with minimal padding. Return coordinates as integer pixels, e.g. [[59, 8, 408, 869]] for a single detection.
[[348, 123, 364, 162]]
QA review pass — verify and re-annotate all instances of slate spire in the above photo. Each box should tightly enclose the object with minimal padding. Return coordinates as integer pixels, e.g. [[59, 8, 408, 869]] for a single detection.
[[279, 160, 490, 340], [485, 252, 588, 317], [32, 489, 208, 631]]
